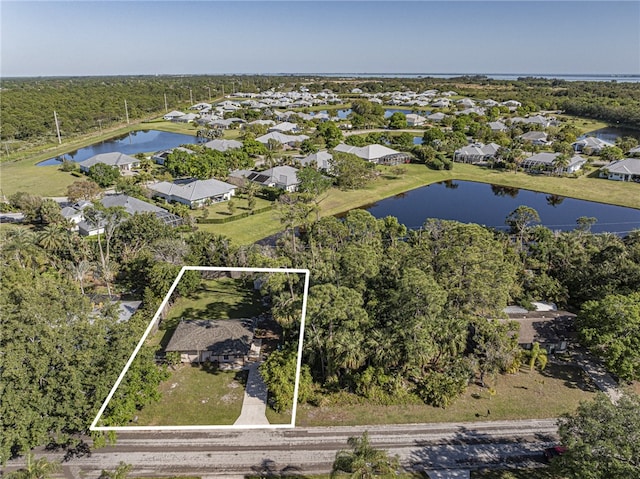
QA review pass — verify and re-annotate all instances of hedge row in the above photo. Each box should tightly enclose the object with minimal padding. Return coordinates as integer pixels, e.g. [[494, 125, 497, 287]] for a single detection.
[[196, 204, 275, 224]]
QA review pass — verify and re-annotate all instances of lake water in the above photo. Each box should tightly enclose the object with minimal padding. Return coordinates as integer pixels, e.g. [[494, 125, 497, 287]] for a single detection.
[[38, 130, 199, 166], [580, 126, 640, 143], [362, 180, 640, 235]]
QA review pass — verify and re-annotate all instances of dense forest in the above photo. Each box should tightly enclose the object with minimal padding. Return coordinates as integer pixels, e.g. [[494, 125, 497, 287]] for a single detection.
[[2, 75, 640, 152], [2, 199, 640, 461]]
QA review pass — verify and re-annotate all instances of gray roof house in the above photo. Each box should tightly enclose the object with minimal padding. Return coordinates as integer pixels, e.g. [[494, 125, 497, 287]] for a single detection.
[[572, 137, 615, 154], [453, 143, 501, 164], [405, 113, 426, 127], [518, 131, 550, 145], [163, 110, 185, 120], [268, 121, 299, 133], [75, 194, 182, 236], [333, 143, 412, 165], [78, 152, 140, 173], [165, 319, 257, 367], [250, 166, 300, 192], [255, 131, 310, 147], [599, 158, 640, 182], [148, 178, 237, 208], [203, 139, 243, 152], [488, 121, 508, 132], [521, 152, 586, 174], [427, 112, 447, 122], [299, 151, 333, 171]]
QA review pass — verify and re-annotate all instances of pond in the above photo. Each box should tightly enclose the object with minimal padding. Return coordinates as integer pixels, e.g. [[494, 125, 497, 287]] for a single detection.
[[38, 130, 199, 166], [361, 180, 640, 235], [580, 126, 640, 143]]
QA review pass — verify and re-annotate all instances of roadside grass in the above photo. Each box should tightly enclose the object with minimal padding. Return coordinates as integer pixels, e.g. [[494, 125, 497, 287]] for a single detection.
[[265, 402, 293, 425], [133, 363, 245, 426], [295, 363, 597, 427]]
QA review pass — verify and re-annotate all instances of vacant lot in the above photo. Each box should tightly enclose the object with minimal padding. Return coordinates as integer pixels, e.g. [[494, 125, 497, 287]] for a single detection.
[[296, 363, 597, 427], [134, 363, 246, 426]]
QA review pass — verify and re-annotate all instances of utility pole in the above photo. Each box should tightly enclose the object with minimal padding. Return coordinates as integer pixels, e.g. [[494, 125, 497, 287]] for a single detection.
[[189, 88, 193, 105], [98, 119, 103, 135], [222, 85, 225, 97], [207, 86, 211, 102], [164, 93, 168, 112], [124, 100, 130, 124], [54, 110, 62, 144]]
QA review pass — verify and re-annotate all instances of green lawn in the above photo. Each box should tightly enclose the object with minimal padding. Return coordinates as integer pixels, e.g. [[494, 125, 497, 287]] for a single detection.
[[190, 195, 273, 220], [296, 363, 597, 427], [133, 363, 245, 426], [162, 277, 266, 333]]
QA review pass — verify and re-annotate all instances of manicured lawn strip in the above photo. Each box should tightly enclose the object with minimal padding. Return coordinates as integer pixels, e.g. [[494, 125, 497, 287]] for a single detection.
[[295, 363, 596, 427], [197, 206, 286, 245], [133, 364, 245, 426], [265, 403, 293, 425]]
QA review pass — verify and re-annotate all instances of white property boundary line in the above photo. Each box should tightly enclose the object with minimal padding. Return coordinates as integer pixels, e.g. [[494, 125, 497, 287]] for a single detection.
[[90, 266, 310, 432]]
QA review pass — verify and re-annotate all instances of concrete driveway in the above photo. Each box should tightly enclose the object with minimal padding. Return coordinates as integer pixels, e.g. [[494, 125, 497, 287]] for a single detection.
[[234, 362, 269, 426]]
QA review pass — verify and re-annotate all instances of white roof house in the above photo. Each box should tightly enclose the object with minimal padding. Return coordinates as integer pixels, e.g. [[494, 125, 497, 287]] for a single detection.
[[163, 110, 185, 120], [333, 143, 411, 165], [405, 113, 427, 127], [148, 178, 237, 208], [600, 158, 640, 182], [268, 122, 299, 133], [79, 152, 140, 173], [203, 139, 243, 152]]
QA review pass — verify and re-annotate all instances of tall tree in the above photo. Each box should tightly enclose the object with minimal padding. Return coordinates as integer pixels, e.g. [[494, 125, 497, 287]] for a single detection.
[[555, 393, 640, 479]]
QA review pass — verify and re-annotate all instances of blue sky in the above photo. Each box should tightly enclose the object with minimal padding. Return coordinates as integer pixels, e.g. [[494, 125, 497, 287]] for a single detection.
[[1, 1, 638, 77]]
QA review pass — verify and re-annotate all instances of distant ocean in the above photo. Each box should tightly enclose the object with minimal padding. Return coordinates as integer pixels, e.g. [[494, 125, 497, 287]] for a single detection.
[[281, 73, 640, 83]]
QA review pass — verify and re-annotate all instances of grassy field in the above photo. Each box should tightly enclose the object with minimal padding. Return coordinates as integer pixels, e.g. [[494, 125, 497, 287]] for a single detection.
[[296, 363, 597, 427], [133, 363, 245, 426]]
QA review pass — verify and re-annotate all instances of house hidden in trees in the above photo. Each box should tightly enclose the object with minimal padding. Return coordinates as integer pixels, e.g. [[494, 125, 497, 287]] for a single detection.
[[203, 139, 243, 152], [79, 152, 140, 174], [148, 178, 237, 208], [299, 150, 333, 172], [165, 319, 260, 369], [64, 194, 183, 236], [229, 166, 300, 192], [333, 143, 412, 165], [152, 147, 194, 165], [599, 158, 640, 182]]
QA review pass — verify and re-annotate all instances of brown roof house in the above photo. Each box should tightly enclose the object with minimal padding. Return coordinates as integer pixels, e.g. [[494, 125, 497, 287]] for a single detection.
[[165, 319, 260, 369]]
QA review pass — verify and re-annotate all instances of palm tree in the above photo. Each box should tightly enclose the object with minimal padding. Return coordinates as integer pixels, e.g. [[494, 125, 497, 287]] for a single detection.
[[528, 342, 548, 372], [331, 431, 400, 479], [37, 224, 67, 252], [6, 453, 61, 479], [552, 153, 570, 176], [67, 259, 93, 294]]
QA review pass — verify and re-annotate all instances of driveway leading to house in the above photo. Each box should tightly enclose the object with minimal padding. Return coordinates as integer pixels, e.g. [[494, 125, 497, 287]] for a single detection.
[[234, 362, 269, 425]]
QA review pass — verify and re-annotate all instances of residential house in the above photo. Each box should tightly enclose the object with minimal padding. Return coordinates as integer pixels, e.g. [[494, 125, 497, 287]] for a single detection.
[[521, 152, 586, 174], [152, 147, 194, 165], [165, 319, 259, 368], [203, 139, 243, 152], [333, 143, 412, 165], [174, 113, 199, 123], [163, 110, 185, 121], [431, 99, 450, 108], [268, 122, 299, 133], [453, 143, 501, 164], [78, 152, 140, 174], [427, 112, 447, 122], [299, 150, 333, 172], [506, 312, 574, 354], [572, 137, 615, 154], [61, 200, 93, 231], [405, 113, 427, 127], [628, 145, 640, 157], [518, 131, 550, 146], [255, 131, 310, 148], [599, 158, 640, 182], [148, 178, 237, 208], [488, 121, 508, 132], [74, 194, 182, 236], [233, 166, 300, 192]]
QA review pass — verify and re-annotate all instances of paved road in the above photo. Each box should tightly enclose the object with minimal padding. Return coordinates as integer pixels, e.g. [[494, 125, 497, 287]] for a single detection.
[[4, 420, 559, 477], [234, 363, 269, 426]]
